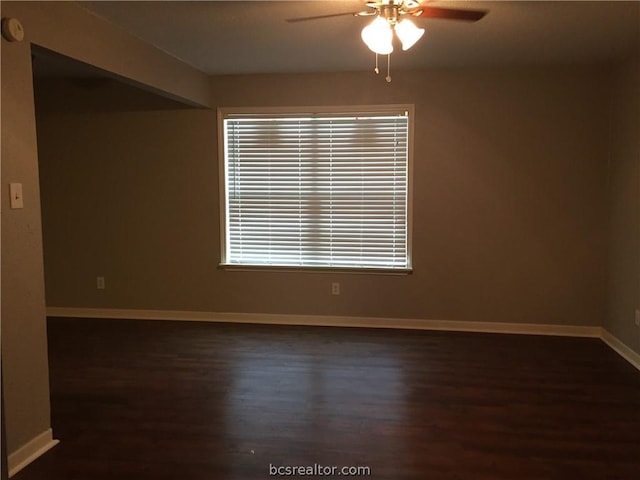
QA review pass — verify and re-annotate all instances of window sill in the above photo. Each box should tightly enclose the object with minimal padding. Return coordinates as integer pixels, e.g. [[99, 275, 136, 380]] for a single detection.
[[218, 264, 413, 276]]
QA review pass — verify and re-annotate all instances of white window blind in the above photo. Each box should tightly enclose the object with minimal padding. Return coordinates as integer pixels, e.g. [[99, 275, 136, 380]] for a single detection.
[[220, 107, 411, 271]]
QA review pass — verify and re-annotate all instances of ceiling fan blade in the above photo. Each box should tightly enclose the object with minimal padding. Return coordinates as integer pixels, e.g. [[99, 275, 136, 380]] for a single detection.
[[285, 12, 358, 23], [413, 6, 487, 22]]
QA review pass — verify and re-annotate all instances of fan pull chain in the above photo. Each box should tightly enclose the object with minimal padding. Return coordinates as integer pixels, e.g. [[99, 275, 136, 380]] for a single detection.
[[386, 54, 392, 83], [372, 53, 391, 82]]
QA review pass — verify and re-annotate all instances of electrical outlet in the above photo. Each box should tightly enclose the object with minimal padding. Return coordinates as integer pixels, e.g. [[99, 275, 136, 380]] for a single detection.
[[331, 282, 340, 295], [97, 276, 105, 290], [635, 309, 640, 327]]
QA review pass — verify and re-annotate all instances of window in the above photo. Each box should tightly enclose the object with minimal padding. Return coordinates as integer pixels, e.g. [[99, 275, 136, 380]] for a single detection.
[[218, 105, 413, 272]]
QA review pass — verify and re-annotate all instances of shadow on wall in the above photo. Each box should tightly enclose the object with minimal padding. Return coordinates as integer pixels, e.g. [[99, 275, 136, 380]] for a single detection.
[[32, 47, 199, 114]]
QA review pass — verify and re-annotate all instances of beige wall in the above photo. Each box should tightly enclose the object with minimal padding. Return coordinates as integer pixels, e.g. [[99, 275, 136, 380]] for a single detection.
[[1, 0, 208, 456], [606, 57, 640, 354], [37, 66, 610, 327], [5, 1, 211, 108], [1, 23, 51, 456]]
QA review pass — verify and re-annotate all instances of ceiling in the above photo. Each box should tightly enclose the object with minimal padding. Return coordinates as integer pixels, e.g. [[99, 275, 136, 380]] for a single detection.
[[76, 1, 639, 76]]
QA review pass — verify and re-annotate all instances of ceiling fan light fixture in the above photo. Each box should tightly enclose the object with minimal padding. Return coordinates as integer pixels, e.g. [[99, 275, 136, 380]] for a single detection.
[[361, 16, 393, 55], [395, 18, 425, 51]]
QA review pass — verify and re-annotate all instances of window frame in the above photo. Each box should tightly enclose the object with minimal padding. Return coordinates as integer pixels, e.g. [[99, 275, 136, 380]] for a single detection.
[[217, 104, 414, 274]]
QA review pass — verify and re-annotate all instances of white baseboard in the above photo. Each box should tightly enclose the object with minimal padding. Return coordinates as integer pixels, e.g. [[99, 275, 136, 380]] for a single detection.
[[50, 307, 640, 370], [48, 307, 640, 369], [601, 329, 640, 371], [46, 306, 602, 338], [8, 428, 59, 477]]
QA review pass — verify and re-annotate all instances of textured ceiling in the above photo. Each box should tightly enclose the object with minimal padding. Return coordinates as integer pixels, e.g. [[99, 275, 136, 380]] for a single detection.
[[76, 1, 639, 75]]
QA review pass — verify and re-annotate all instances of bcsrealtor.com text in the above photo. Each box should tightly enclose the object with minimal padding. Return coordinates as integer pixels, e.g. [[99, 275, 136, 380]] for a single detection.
[[269, 463, 371, 477]]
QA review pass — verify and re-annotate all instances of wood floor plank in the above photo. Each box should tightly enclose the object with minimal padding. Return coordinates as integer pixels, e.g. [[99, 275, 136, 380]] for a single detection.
[[13, 318, 640, 479]]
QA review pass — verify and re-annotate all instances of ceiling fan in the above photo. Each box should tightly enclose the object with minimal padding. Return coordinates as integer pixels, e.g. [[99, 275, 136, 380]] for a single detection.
[[287, 1, 488, 82]]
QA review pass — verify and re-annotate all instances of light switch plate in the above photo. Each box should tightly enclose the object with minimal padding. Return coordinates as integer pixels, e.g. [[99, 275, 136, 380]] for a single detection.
[[9, 183, 24, 209]]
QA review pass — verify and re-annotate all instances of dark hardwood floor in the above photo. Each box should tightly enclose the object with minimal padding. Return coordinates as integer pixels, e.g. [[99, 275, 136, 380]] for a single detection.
[[14, 317, 640, 479]]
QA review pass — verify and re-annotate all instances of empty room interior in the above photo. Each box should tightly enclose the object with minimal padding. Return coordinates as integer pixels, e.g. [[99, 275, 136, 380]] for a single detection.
[[1, 1, 639, 479]]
